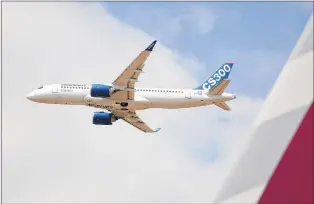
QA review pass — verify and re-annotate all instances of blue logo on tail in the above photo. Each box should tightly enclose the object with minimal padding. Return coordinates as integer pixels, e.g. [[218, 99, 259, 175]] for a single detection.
[[194, 63, 234, 91]]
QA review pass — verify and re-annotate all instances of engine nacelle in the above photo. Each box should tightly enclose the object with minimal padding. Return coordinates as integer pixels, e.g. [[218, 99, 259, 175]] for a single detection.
[[90, 84, 114, 98], [93, 112, 118, 125]]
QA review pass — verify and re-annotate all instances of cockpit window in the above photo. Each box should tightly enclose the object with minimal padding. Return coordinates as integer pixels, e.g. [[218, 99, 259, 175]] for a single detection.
[[37, 85, 43, 89]]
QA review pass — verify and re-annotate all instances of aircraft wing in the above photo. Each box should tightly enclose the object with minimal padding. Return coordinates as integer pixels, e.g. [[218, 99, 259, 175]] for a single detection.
[[111, 40, 157, 100], [112, 109, 161, 133]]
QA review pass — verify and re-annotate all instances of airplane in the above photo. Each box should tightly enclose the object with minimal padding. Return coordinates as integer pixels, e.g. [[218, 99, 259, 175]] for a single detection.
[[26, 40, 236, 133]]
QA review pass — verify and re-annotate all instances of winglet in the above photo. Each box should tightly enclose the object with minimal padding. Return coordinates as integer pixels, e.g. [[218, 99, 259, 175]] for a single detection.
[[154, 128, 161, 133], [145, 40, 157, 51]]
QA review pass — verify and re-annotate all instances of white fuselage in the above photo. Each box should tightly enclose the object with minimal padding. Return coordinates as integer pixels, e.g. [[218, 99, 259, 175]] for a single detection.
[[26, 84, 236, 111]]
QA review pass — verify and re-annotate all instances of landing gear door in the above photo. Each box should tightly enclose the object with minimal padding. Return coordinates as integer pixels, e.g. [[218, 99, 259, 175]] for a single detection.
[[185, 91, 191, 99]]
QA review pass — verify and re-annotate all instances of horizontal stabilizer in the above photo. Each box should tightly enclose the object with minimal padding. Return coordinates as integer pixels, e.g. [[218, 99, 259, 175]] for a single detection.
[[214, 101, 231, 111], [208, 79, 231, 95]]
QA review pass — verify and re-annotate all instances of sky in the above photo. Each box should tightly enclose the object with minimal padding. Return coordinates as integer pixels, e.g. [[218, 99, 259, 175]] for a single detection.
[[106, 2, 313, 97], [2, 2, 312, 203]]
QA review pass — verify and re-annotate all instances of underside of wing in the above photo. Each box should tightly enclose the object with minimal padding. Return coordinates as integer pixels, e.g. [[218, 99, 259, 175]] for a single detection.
[[111, 40, 157, 101], [112, 110, 160, 133]]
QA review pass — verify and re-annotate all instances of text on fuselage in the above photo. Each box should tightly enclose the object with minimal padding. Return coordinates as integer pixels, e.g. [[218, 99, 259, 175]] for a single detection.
[[87, 103, 113, 110]]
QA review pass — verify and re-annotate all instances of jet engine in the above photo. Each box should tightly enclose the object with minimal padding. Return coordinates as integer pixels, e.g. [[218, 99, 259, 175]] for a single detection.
[[90, 84, 115, 98], [93, 112, 118, 125]]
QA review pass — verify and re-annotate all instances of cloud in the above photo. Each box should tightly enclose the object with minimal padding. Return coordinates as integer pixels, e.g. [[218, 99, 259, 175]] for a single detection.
[[107, 3, 219, 42], [186, 6, 219, 35], [3, 2, 263, 203]]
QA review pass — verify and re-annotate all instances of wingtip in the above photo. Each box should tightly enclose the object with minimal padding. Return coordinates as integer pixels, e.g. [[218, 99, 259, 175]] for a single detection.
[[154, 128, 161, 133], [145, 40, 157, 51]]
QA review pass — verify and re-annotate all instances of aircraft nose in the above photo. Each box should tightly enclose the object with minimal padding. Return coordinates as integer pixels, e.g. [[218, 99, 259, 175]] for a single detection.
[[26, 92, 35, 101]]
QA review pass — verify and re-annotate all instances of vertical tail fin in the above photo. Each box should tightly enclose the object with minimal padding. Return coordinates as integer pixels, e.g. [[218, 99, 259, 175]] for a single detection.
[[194, 62, 235, 91]]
